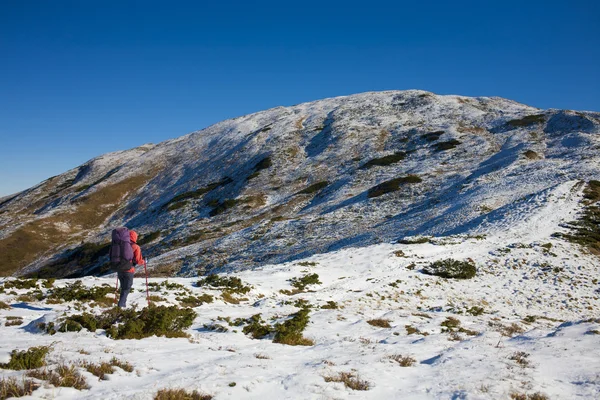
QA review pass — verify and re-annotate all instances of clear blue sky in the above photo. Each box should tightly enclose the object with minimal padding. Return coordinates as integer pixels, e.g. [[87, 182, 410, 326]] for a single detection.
[[1, 0, 598, 197]]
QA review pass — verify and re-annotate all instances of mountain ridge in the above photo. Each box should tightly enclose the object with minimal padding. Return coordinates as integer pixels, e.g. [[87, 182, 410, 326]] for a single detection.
[[0, 90, 598, 277]]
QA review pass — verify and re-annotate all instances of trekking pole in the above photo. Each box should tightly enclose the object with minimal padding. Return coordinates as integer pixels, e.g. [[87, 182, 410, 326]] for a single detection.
[[114, 276, 119, 306], [144, 259, 150, 306]]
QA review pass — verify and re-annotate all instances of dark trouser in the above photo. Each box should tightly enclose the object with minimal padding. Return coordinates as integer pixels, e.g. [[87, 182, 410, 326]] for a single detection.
[[117, 271, 134, 308]]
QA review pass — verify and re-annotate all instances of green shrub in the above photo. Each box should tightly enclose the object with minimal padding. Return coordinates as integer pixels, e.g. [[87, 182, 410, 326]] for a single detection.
[[154, 388, 213, 400], [423, 259, 477, 279], [440, 317, 461, 332], [162, 177, 232, 211], [177, 294, 213, 307], [368, 175, 422, 198], [296, 181, 329, 195], [3, 278, 39, 290], [53, 305, 197, 340], [320, 301, 338, 309], [360, 152, 406, 169], [137, 231, 161, 246], [466, 306, 484, 316], [49, 280, 113, 303], [209, 199, 239, 216], [273, 307, 313, 346], [289, 273, 321, 291], [241, 314, 273, 339], [0, 300, 10, 310], [1, 346, 50, 370], [434, 139, 461, 152], [421, 131, 444, 142], [560, 181, 600, 253], [507, 114, 546, 127], [197, 275, 251, 294], [107, 306, 196, 339], [247, 156, 273, 180], [398, 236, 430, 244]]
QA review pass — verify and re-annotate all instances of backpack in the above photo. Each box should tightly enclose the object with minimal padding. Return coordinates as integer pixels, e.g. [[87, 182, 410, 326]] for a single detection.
[[109, 227, 134, 272]]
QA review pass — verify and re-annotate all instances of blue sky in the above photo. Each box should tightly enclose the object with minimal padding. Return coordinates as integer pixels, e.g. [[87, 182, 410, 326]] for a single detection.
[[1, 0, 598, 197]]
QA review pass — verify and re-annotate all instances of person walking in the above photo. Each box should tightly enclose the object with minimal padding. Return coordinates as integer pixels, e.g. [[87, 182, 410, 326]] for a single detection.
[[116, 229, 144, 308]]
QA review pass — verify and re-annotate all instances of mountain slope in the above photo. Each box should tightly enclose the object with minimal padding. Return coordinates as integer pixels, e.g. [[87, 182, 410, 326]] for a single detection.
[[0, 90, 599, 277], [0, 191, 598, 398]]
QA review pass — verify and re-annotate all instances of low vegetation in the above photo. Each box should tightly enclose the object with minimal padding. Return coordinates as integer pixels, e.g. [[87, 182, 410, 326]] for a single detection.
[[48, 280, 114, 305], [247, 156, 272, 180], [162, 177, 232, 212], [177, 294, 214, 307], [289, 273, 321, 291], [367, 318, 391, 328], [43, 305, 196, 339], [154, 388, 213, 400], [434, 139, 461, 152], [82, 357, 134, 380], [507, 114, 546, 128], [197, 274, 251, 295], [524, 150, 540, 160], [27, 364, 89, 390], [387, 354, 416, 367], [421, 130, 444, 141], [559, 180, 600, 255], [1, 346, 50, 370], [360, 152, 406, 169], [240, 314, 273, 339], [422, 259, 477, 279], [0, 377, 39, 398], [509, 392, 549, 400], [323, 372, 370, 391], [368, 175, 422, 198], [273, 306, 313, 346], [296, 181, 329, 195]]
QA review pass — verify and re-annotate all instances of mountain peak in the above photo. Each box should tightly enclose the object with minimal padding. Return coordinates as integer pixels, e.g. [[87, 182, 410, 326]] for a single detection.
[[0, 90, 598, 278]]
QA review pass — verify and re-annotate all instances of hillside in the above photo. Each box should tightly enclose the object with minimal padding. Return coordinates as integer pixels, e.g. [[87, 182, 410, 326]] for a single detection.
[[0, 184, 598, 398], [0, 90, 599, 277]]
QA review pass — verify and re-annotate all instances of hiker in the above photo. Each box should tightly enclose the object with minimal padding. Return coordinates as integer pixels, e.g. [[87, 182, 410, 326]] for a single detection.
[[110, 227, 144, 308]]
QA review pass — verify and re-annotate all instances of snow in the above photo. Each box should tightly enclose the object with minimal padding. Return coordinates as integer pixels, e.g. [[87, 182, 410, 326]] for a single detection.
[[1, 179, 598, 399]]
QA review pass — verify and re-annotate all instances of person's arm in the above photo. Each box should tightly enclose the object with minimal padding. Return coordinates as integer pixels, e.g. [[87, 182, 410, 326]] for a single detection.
[[132, 245, 144, 266]]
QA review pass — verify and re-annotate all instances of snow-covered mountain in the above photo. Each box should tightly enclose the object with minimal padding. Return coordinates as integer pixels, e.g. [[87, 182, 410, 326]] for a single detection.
[[0, 90, 599, 278]]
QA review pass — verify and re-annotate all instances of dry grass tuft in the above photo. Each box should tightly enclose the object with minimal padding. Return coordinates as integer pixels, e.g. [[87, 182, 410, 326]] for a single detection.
[[324, 372, 370, 391], [28, 364, 89, 390], [154, 388, 213, 400], [367, 318, 392, 328], [0, 377, 39, 398], [387, 354, 416, 367]]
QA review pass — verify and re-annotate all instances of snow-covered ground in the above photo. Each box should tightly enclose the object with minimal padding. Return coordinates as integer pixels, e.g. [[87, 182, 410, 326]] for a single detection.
[[1, 181, 598, 399]]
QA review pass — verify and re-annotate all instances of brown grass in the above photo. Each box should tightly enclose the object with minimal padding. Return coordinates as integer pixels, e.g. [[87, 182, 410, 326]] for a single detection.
[[154, 388, 213, 400], [387, 354, 416, 366], [0, 377, 39, 398], [27, 364, 89, 390], [323, 372, 370, 391], [0, 174, 153, 276], [367, 319, 392, 328], [221, 291, 248, 304]]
